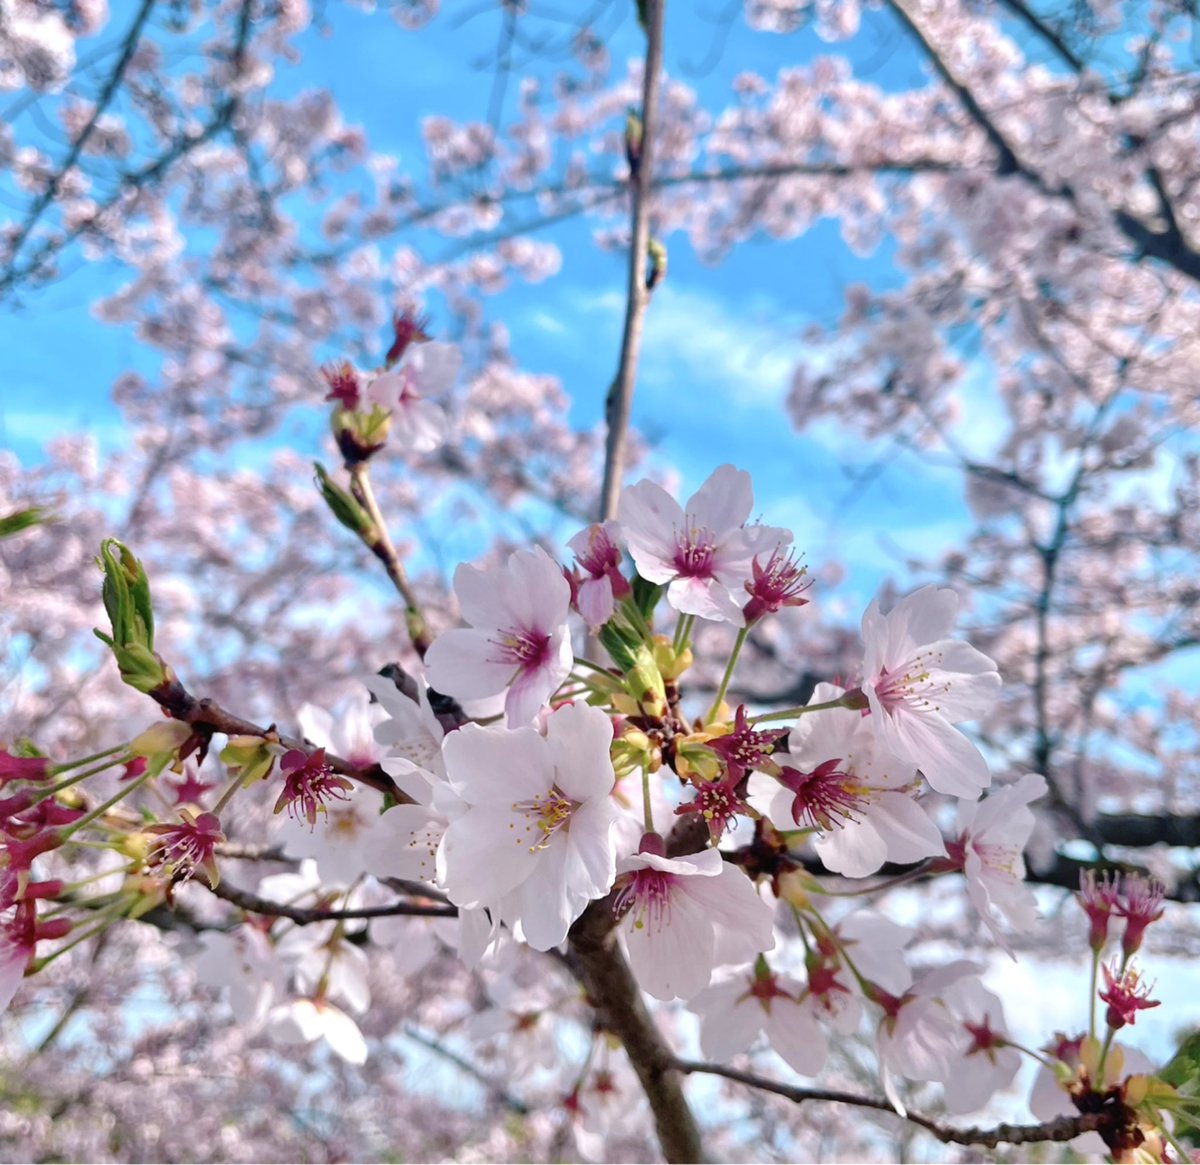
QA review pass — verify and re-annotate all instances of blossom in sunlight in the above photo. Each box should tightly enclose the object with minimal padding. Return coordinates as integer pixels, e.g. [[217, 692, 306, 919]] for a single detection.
[[438, 702, 620, 951], [875, 961, 1019, 1116], [267, 996, 368, 1065], [618, 464, 789, 624], [613, 844, 775, 1001], [947, 771, 1047, 953], [747, 683, 945, 878], [856, 585, 1001, 797], [567, 520, 630, 630], [425, 546, 573, 727]]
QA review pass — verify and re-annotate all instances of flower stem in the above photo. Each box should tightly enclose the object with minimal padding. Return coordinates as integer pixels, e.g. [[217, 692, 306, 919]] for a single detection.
[[57, 767, 155, 840], [52, 744, 127, 774], [39, 755, 135, 802], [1088, 948, 1100, 1041], [751, 697, 848, 724], [641, 763, 655, 835], [706, 626, 747, 724], [673, 612, 694, 654]]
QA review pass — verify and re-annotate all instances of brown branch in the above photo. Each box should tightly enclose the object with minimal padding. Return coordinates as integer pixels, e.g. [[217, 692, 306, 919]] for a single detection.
[[209, 880, 456, 923], [147, 673, 408, 802], [348, 462, 432, 658], [673, 1059, 1109, 1148], [597, 0, 667, 523], [565, 897, 704, 1164]]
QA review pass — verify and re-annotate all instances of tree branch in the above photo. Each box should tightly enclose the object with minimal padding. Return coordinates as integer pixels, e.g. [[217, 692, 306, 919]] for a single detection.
[[673, 1059, 1108, 1148], [565, 898, 704, 1164], [209, 880, 456, 923], [597, 0, 666, 523]]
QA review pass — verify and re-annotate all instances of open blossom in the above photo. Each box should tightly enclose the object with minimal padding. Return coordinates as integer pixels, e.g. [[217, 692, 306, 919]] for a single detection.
[[613, 845, 775, 1000], [948, 772, 1047, 953], [267, 996, 368, 1065], [192, 925, 287, 1032], [618, 464, 789, 624], [425, 546, 573, 727], [747, 683, 945, 877], [876, 961, 1019, 1116], [273, 748, 355, 828], [857, 585, 1001, 798], [145, 809, 224, 886], [438, 702, 620, 951], [688, 963, 829, 1076]]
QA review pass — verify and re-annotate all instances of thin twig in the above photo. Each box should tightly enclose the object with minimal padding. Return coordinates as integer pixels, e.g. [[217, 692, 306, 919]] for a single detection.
[[403, 1024, 530, 1115], [209, 880, 456, 923], [348, 462, 432, 657], [673, 1059, 1109, 1148], [597, 0, 667, 523]]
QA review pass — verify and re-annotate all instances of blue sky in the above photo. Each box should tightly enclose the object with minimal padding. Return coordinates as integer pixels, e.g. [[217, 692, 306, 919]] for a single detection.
[[0, 1, 985, 625]]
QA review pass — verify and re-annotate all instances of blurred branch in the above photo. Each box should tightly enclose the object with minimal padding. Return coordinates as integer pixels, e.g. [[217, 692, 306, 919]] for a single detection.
[[402, 1024, 530, 1115], [597, 0, 666, 523]]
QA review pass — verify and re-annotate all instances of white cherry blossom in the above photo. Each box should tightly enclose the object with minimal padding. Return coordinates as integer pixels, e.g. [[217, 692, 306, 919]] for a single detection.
[[438, 702, 620, 950], [859, 586, 1001, 798], [614, 847, 775, 1000], [951, 772, 1048, 953], [425, 546, 573, 727], [746, 682, 946, 877]]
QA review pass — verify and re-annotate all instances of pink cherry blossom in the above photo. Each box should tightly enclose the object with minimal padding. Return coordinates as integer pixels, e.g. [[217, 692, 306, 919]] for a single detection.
[[688, 963, 829, 1075], [425, 546, 573, 727], [567, 519, 629, 630], [613, 846, 775, 1000], [858, 586, 1002, 798], [618, 464, 789, 624], [948, 772, 1047, 953], [747, 683, 946, 877], [363, 340, 460, 454]]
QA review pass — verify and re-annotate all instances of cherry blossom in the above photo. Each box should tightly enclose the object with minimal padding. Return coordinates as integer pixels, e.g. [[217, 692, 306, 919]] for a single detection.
[[747, 683, 945, 877], [857, 586, 1002, 798], [362, 341, 460, 455], [438, 702, 621, 950], [424, 547, 573, 727], [947, 771, 1048, 952], [618, 464, 789, 624], [612, 845, 775, 1000], [567, 520, 630, 629]]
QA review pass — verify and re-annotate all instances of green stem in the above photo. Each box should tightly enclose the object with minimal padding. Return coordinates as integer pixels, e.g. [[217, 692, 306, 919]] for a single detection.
[[641, 763, 655, 835], [57, 767, 154, 840], [211, 772, 246, 816], [51, 744, 127, 773], [672, 612, 694, 654], [751, 697, 849, 724], [573, 657, 616, 677], [38, 756, 135, 802], [706, 626, 747, 724], [30, 916, 118, 972], [1088, 949, 1100, 1042]]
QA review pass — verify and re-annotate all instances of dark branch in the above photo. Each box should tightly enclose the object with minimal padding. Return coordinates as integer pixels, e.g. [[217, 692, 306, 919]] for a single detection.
[[673, 1059, 1109, 1148]]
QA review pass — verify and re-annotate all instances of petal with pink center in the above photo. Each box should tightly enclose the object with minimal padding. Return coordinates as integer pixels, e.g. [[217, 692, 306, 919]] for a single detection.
[[425, 629, 517, 700]]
